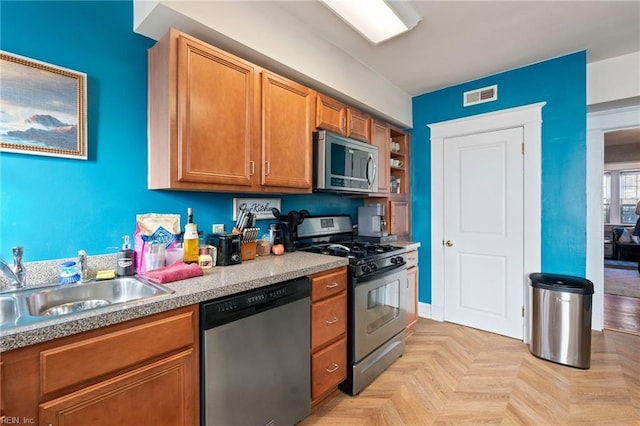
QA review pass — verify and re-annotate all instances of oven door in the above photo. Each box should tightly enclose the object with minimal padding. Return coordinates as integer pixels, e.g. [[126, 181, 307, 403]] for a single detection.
[[353, 267, 407, 362]]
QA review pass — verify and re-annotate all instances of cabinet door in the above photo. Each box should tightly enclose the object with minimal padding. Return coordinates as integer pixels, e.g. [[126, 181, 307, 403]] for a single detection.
[[406, 265, 418, 334], [346, 108, 371, 143], [370, 120, 390, 194], [261, 72, 314, 190], [389, 200, 410, 237], [316, 94, 346, 134], [177, 34, 259, 187], [40, 350, 195, 426]]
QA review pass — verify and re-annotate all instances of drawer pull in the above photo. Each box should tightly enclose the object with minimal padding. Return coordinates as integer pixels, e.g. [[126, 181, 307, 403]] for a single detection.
[[325, 317, 339, 325], [326, 282, 340, 289], [325, 363, 340, 373]]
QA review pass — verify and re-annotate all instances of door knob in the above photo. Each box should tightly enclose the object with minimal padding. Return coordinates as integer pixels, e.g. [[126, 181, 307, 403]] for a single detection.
[[445, 240, 453, 247]]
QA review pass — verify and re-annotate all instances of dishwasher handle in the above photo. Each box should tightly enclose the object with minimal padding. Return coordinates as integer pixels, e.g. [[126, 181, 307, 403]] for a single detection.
[[201, 276, 310, 330]]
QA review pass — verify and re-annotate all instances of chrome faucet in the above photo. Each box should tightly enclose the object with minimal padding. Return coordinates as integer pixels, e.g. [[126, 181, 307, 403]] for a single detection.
[[78, 249, 90, 283], [0, 246, 27, 290]]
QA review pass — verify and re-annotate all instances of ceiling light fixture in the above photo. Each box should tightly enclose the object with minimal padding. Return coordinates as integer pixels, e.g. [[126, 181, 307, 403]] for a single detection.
[[319, 0, 422, 45]]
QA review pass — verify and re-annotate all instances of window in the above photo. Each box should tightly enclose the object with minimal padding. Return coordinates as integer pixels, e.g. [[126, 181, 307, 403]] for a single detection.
[[620, 170, 640, 224], [605, 168, 640, 224], [603, 172, 610, 224]]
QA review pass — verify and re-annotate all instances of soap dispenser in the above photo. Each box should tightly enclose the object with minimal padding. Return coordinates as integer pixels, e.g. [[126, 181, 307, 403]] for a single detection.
[[116, 235, 135, 277]]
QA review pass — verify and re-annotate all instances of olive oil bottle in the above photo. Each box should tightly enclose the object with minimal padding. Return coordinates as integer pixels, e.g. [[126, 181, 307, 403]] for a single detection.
[[183, 207, 199, 264]]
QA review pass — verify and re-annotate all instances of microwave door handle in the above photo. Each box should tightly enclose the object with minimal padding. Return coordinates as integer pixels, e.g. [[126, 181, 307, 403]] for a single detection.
[[367, 153, 376, 188]]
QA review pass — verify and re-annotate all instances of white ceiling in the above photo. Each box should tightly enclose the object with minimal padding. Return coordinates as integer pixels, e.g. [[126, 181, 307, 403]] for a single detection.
[[135, 1, 640, 125], [605, 128, 640, 146], [279, 0, 640, 96]]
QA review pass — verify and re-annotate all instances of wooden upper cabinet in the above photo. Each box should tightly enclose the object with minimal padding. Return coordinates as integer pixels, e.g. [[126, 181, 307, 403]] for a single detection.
[[261, 71, 314, 190], [347, 108, 371, 142], [148, 28, 260, 192], [389, 199, 410, 238], [176, 34, 259, 188], [315, 94, 371, 143], [370, 120, 390, 194], [315, 94, 346, 135], [148, 28, 313, 193]]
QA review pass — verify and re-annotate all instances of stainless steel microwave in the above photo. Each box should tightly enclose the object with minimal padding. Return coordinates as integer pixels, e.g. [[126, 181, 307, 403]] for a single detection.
[[313, 130, 378, 194]]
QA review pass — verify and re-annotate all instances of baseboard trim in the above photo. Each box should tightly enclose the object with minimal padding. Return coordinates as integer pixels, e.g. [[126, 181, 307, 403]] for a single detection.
[[418, 302, 435, 320]]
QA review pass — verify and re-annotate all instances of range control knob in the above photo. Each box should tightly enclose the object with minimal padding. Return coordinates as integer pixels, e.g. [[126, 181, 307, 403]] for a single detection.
[[370, 263, 378, 271], [361, 265, 370, 273], [390, 257, 398, 264]]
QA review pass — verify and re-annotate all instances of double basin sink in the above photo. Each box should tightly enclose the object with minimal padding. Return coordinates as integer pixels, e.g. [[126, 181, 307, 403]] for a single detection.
[[0, 277, 174, 329]]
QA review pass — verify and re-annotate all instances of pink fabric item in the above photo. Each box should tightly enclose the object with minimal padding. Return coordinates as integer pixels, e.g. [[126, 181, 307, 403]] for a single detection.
[[144, 261, 203, 284]]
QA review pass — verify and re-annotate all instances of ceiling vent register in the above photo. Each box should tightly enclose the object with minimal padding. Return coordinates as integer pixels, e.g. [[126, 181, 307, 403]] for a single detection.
[[463, 85, 498, 107]]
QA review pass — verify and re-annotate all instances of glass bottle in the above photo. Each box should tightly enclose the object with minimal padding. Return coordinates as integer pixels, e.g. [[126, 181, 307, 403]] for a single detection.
[[183, 207, 199, 263]]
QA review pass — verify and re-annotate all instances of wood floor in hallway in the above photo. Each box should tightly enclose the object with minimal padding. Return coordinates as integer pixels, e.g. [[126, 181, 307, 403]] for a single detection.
[[302, 319, 640, 426]]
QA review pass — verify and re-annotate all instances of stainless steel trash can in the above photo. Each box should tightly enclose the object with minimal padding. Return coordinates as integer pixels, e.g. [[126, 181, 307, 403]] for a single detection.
[[529, 273, 594, 369]]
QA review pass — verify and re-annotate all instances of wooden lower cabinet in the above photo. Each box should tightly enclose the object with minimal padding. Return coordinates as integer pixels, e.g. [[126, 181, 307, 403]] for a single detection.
[[311, 337, 346, 401], [40, 350, 194, 426], [308, 266, 348, 406], [0, 305, 199, 426]]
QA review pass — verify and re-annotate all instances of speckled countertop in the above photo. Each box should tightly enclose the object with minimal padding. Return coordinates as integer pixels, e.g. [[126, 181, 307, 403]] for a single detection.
[[0, 252, 347, 352], [394, 240, 421, 251]]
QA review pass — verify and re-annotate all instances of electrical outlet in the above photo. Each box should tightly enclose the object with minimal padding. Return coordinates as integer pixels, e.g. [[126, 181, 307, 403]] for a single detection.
[[212, 224, 224, 233]]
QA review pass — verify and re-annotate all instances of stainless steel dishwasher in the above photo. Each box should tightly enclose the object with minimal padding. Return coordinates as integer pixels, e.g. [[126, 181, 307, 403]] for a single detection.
[[200, 276, 311, 426]]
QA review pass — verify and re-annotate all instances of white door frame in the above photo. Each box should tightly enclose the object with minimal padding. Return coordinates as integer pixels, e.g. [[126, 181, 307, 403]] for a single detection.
[[586, 105, 640, 331], [429, 102, 545, 343]]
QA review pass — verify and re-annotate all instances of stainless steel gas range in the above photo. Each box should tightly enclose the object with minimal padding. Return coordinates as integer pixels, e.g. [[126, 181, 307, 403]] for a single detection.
[[296, 215, 407, 395]]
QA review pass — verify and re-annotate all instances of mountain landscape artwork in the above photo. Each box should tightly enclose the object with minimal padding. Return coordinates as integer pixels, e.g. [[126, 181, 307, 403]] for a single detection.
[[0, 51, 87, 159]]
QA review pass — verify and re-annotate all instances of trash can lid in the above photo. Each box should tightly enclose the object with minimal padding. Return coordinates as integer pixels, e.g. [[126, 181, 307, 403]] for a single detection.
[[529, 273, 594, 295]]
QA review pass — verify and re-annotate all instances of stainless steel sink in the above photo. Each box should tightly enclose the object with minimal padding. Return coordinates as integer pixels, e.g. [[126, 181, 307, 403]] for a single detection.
[[0, 296, 20, 327], [0, 277, 173, 329]]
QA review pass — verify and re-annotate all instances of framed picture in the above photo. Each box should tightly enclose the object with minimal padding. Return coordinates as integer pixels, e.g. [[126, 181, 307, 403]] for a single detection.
[[233, 198, 282, 220], [0, 51, 87, 159]]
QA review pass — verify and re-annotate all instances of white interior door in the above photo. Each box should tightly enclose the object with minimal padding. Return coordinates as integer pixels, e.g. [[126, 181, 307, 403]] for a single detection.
[[443, 127, 524, 339]]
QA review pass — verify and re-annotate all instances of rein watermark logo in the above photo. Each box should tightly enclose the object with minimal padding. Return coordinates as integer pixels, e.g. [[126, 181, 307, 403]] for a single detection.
[[0, 416, 35, 424]]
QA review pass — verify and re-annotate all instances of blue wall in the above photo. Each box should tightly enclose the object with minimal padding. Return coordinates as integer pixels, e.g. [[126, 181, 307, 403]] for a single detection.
[[411, 52, 587, 304], [0, 1, 361, 261]]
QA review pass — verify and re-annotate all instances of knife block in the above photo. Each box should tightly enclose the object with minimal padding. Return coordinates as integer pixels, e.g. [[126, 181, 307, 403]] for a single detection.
[[241, 241, 257, 261]]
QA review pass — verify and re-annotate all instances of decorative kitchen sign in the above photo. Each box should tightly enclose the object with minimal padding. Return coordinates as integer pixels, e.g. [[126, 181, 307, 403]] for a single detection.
[[233, 198, 281, 220], [0, 51, 87, 159]]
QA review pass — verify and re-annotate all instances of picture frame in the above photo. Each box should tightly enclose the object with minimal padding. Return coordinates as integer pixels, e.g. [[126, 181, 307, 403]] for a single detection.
[[0, 51, 87, 159], [233, 198, 282, 220]]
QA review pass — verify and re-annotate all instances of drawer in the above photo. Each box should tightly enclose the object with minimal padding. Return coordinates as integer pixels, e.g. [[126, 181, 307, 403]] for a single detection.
[[39, 350, 195, 426], [311, 292, 347, 351], [406, 249, 418, 269], [40, 308, 195, 396], [311, 337, 347, 401], [310, 267, 347, 302]]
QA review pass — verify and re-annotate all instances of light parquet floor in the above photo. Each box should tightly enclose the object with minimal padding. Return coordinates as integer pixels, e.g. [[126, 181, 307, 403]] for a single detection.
[[302, 319, 640, 425]]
